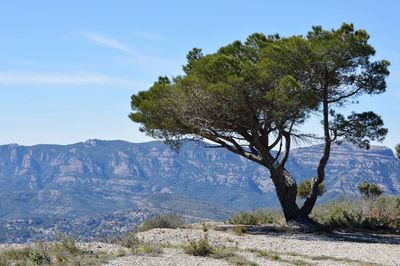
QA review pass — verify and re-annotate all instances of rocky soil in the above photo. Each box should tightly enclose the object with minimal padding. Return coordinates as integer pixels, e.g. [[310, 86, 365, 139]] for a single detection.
[[1, 224, 400, 265], [107, 223, 400, 266]]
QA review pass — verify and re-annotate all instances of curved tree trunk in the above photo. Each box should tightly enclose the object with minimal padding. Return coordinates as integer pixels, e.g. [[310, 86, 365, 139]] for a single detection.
[[270, 169, 301, 221], [300, 97, 331, 217]]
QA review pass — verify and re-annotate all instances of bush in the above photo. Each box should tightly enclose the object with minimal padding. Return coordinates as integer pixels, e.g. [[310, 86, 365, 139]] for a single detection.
[[312, 196, 400, 230], [228, 209, 279, 225], [313, 200, 363, 228], [0, 234, 112, 265], [357, 181, 384, 200], [118, 231, 162, 256], [138, 213, 185, 232], [364, 196, 400, 229], [121, 231, 141, 248], [297, 179, 325, 199], [184, 236, 255, 264], [184, 234, 214, 257]]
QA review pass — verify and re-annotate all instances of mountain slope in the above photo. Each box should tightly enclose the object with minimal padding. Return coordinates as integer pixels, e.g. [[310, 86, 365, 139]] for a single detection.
[[0, 139, 399, 222]]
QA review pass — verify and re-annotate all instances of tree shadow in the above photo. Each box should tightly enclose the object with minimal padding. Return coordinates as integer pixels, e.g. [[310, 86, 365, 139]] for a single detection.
[[218, 224, 400, 244], [250, 225, 400, 244]]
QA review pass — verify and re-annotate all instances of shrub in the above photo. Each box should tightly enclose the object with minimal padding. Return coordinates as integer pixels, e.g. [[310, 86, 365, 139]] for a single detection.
[[312, 196, 400, 230], [228, 212, 257, 225], [313, 200, 363, 228], [184, 237, 255, 265], [121, 231, 141, 248], [184, 234, 213, 257], [138, 213, 185, 232], [357, 181, 384, 200], [119, 231, 162, 256], [364, 196, 400, 229], [54, 233, 80, 256], [201, 222, 208, 232], [297, 179, 325, 199], [0, 234, 113, 265], [395, 144, 400, 159], [228, 209, 279, 225], [133, 243, 163, 256]]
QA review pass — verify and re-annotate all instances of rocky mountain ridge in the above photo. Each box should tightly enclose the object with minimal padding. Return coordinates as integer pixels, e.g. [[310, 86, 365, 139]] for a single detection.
[[0, 139, 399, 221], [0, 139, 399, 242]]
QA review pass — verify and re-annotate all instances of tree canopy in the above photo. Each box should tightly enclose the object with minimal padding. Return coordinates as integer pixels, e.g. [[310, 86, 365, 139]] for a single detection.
[[130, 23, 389, 222], [357, 181, 384, 200]]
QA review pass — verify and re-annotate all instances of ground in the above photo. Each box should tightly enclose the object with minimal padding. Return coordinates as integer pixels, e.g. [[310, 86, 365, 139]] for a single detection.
[[1, 223, 400, 265]]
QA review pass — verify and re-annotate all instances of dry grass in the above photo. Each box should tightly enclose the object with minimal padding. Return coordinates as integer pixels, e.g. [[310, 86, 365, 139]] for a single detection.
[[0, 234, 114, 265], [228, 209, 283, 225]]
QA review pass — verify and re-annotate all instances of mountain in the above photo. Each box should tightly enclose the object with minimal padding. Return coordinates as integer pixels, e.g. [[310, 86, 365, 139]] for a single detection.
[[0, 139, 399, 242]]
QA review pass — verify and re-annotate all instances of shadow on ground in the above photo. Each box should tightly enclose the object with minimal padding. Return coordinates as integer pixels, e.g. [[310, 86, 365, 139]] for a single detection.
[[216, 224, 400, 245]]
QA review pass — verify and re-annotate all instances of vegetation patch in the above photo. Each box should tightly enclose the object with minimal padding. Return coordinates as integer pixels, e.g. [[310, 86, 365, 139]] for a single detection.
[[228, 209, 282, 225], [256, 250, 280, 260], [138, 213, 185, 232], [312, 196, 400, 230], [224, 255, 258, 266], [248, 248, 378, 265], [184, 234, 214, 257], [184, 234, 257, 265], [0, 234, 115, 265], [115, 231, 163, 256]]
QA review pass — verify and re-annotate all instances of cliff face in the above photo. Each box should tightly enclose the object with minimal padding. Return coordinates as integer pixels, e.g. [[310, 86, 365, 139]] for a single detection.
[[0, 139, 399, 220]]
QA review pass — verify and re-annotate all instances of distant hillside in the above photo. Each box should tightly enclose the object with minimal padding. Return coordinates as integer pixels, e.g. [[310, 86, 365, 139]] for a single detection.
[[0, 139, 399, 223]]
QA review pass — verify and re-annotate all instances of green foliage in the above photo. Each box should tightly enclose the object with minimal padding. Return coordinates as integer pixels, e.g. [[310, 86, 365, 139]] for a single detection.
[[133, 243, 163, 256], [313, 200, 363, 228], [396, 144, 400, 159], [120, 231, 141, 248], [117, 231, 162, 256], [357, 181, 384, 200], [297, 180, 325, 199], [130, 23, 389, 151], [184, 234, 214, 257], [130, 23, 389, 220], [184, 236, 257, 265], [201, 222, 208, 232], [0, 234, 115, 265], [228, 209, 280, 225], [312, 196, 400, 230], [138, 213, 185, 232], [332, 112, 387, 149], [54, 233, 80, 256], [29, 249, 47, 265]]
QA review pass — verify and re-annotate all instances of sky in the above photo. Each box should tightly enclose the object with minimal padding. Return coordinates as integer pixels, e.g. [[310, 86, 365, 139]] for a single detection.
[[0, 0, 399, 150]]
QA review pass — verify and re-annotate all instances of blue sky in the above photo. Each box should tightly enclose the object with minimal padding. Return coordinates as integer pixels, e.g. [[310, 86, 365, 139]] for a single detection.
[[0, 0, 399, 150]]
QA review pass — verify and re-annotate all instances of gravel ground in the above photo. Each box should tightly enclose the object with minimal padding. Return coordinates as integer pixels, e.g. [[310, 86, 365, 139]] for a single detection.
[[2, 226, 400, 265], [123, 226, 400, 266], [106, 248, 232, 266]]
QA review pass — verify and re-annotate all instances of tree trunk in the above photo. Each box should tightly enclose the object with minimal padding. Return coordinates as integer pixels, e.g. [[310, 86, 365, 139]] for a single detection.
[[270, 169, 301, 221], [300, 97, 331, 216]]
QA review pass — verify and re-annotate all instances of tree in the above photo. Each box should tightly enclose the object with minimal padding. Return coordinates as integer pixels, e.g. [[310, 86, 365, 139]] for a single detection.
[[395, 144, 400, 159], [357, 181, 384, 200], [129, 23, 389, 224]]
